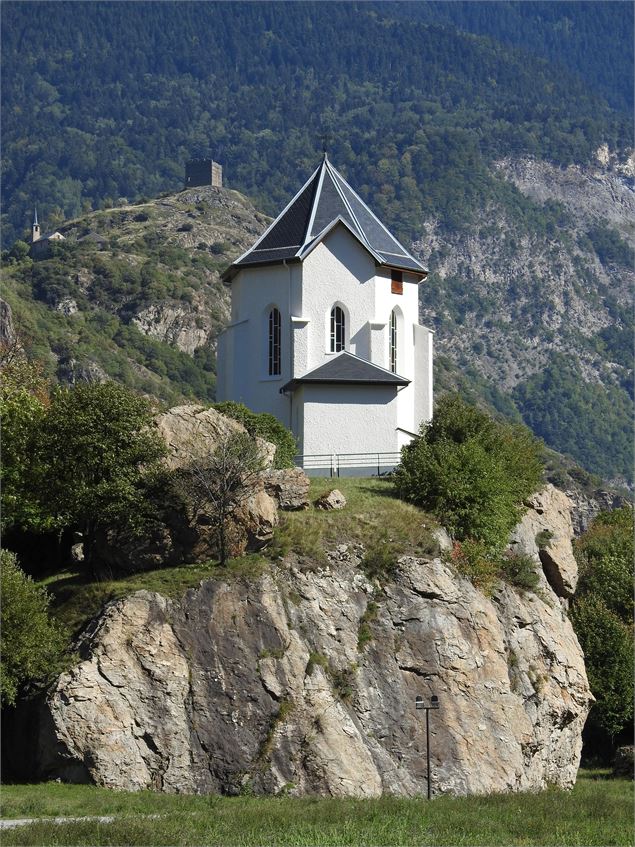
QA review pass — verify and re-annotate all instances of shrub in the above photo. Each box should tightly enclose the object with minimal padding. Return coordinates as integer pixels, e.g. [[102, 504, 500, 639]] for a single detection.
[[446, 539, 499, 593], [0, 550, 69, 706], [498, 551, 540, 591], [212, 401, 297, 469], [570, 595, 633, 742], [394, 395, 543, 551], [360, 536, 399, 581], [535, 529, 554, 549], [571, 508, 634, 749]]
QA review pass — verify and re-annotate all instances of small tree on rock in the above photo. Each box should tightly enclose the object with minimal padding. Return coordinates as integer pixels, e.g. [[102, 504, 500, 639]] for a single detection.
[[176, 430, 267, 565]]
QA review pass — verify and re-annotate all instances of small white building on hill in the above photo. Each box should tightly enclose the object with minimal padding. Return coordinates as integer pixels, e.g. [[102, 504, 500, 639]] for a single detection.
[[216, 155, 433, 473]]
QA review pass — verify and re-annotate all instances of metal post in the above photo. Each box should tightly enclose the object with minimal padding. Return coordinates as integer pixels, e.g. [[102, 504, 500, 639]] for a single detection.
[[416, 694, 439, 800], [377, 453, 380, 476], [426, 707, 431, 800]]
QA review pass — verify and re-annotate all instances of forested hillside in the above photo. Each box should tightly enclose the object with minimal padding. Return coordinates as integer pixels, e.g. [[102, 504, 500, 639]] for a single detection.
[[1, 1, 633, 483]]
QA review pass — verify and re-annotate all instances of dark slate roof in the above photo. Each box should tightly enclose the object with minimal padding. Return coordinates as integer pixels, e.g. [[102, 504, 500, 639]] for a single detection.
[[281, 351, 410, 392], [222, 155, 427, 280]]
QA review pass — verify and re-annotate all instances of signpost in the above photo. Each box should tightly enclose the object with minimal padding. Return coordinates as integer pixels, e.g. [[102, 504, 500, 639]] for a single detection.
[[415, 694, 439, 800]]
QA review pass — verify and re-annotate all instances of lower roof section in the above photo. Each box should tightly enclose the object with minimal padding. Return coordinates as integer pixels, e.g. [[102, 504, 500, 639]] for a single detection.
[[281, 351, 410, 393]]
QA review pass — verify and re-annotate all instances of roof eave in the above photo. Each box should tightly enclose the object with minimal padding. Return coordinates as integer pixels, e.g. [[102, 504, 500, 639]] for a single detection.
[[281, 376, 410, 393], [221, 255, 301, 282]]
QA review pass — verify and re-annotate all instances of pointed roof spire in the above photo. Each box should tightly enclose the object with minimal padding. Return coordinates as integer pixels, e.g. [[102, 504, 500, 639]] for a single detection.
[[222, 157, 426, 281], [33, 207, 39, 226]]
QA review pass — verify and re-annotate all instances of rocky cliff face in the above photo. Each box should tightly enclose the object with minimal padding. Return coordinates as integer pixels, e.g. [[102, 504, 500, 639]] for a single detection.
[[26, 490, 591, 797]]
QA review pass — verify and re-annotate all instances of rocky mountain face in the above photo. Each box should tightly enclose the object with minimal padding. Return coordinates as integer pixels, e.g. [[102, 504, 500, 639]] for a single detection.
[[11, 487, 592, 797], [417, 151, 634, 392]]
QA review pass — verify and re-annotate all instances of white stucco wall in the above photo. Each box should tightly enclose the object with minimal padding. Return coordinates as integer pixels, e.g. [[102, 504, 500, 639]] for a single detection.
[[218, 263, 302, 427], [372, 267, 423, 435], [300, 226, 376, 371], [413, 323, 434, 431], [298, 384, 400, 456], [217, 224, 434, 463]]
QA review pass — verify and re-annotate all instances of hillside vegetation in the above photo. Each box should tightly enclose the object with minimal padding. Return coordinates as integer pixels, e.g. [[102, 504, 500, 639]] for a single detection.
[[1, 1, 633, 481]]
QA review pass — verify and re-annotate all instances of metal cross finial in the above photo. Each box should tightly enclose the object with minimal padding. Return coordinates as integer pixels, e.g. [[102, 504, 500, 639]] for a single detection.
[[321, 131, 331, 158]]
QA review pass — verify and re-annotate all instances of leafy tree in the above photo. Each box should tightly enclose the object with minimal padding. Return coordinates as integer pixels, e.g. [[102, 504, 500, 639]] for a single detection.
[[0, 550, 69, 707], [212, 401, 297, 468], [8, 241, 30, 262], [32, 382, 167, 565], [571, 508, 634, 749], [0, 354, 51, 532], [574, 508, 634, 621], [394, 395, 543, 550], [175, 431, 267, 566], [570, 595, 633, 744]]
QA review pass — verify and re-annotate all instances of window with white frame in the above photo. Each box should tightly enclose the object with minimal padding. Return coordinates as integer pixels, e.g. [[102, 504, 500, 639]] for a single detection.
[[330, 305, 346, 352], [389, 309, 398, 373], [268, 307, 281, 376]]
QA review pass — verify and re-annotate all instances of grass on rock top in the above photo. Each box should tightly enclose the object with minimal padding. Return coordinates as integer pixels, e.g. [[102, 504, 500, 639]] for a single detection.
[[270, 477, 438, 562], [1, 770, 632, 846], [39, 478, 437, 636]]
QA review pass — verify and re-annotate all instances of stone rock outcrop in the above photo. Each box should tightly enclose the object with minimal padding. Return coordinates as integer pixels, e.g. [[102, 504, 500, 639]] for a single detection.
[[509, 484, 578, 598], [0, 298, 17, 348], [28, 547, 591, 797], [94, 405, 280, 570], [155, 405, 276, 471], [315, 489, 346, 510], [264, 468, 310, 511], [566, 487, 631, 537]]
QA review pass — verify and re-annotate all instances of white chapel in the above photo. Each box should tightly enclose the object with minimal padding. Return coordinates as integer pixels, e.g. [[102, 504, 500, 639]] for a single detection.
[[216, 155, 433, 472]]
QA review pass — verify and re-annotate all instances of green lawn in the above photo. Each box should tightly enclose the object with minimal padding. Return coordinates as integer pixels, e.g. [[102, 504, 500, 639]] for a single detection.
[[1, 771, 632, 846]]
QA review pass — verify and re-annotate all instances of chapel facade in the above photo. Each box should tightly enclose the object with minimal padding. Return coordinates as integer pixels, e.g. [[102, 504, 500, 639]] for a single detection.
[[216, 155, 433, 472]]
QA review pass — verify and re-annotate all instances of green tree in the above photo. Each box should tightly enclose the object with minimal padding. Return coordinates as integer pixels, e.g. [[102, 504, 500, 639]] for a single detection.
[[33, 382, 167, 565], [394, 394, 543, 550], [0, 355, 51, 532], [571, 508, 634, 748], [0, 550, 68, 706], [570, 595, 633, 743], [175, 431, 267, 566]]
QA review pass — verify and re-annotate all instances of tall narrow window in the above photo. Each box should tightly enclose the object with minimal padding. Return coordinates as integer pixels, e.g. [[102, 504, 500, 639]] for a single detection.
[[268, 307, 281, 376], [389, 309, 398, 373], [330, 305, 346, 352]]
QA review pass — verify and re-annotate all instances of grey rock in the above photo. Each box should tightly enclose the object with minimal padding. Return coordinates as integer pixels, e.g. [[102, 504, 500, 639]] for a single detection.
[[264, 468, 310, 511], [0, 298, 17, 347], [315, 489, 346, 511], [509, 484, 578, 598], [430, 527, 453, 554], [31, 552, 591, 796]]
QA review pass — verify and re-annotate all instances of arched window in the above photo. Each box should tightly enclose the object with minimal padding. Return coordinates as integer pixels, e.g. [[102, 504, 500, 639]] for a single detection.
[[268, 307, 281, 376], [389, 309, 398, 373], [330, 305, 346, 353]]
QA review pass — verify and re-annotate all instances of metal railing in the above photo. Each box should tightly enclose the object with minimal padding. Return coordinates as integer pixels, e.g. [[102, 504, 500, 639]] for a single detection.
[[295, 451, 402, 478]]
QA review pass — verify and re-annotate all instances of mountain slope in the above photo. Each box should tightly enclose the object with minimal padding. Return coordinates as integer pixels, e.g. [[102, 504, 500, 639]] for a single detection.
[[1, 186, 266, 404], [1, 2, 631, 244]]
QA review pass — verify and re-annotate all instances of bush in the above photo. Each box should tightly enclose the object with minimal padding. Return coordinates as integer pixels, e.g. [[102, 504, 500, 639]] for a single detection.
[[0, 550, 69, 706], [360, 535, 399, 581], [570, 595, 633, 742], [212, 401, 297, 469], [395, 395, 543, 551], [571, 508, 634, 748]]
